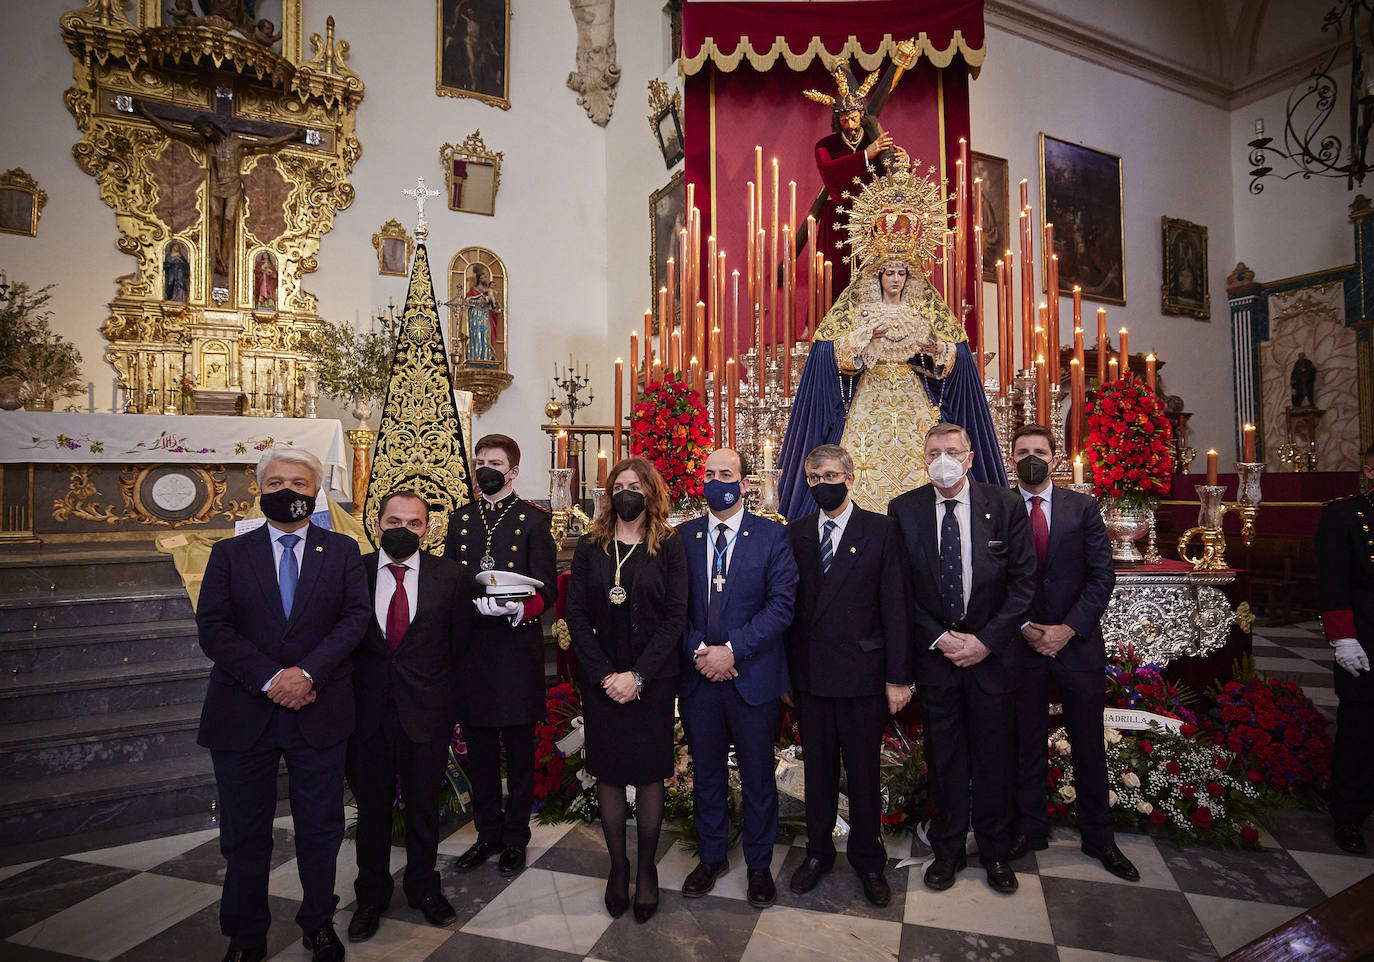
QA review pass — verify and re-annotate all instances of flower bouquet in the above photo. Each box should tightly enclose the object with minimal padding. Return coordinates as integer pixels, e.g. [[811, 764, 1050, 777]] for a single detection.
[[1085, 373, 1174, 561], [629, 374, 712, 509]]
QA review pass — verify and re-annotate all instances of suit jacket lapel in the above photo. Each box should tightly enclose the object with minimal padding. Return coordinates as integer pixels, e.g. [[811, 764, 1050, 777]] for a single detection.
[[1047, 486, 1071, 563], [969, 484, 992, 591], [250, 524, 286, 624], [916, 486, 939, 576], [719, 513, 754, 610], [814, 508, 864, 619], [284, 524, 326, 630], [686, 517, 710, 626]]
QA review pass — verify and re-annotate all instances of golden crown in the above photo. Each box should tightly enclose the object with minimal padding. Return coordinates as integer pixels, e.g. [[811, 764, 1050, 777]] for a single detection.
[[838, 163, 949, 275]]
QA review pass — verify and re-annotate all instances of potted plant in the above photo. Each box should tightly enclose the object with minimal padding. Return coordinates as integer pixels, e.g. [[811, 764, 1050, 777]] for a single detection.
[[302, 319, 393, 429], [0, 280, 83, 411]]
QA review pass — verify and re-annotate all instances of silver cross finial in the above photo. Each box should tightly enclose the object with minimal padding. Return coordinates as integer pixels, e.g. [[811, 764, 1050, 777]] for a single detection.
[[402, 177, 441, 241]]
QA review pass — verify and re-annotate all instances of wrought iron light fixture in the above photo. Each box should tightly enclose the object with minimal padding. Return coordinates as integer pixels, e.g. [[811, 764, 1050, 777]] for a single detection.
[[1247, 0, 1374, 192]]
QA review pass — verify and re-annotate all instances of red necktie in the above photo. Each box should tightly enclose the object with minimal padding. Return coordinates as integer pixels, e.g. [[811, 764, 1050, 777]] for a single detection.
[[385, 562, 409, 650], [1029, 496, 1049, 565]]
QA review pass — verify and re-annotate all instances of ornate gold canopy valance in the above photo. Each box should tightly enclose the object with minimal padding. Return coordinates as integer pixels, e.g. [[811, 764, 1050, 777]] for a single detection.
[[679, 31, 985, 77]]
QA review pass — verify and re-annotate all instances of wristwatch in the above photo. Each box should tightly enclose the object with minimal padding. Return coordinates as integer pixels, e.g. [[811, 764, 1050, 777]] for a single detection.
[[300, 668, 315, 688]]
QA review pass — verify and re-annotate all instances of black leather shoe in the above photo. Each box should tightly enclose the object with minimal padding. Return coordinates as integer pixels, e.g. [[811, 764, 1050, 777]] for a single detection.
[[604, 877, 630, 918], [347, 902, 383, 942], [923, 853, 966, 891], [746, 868, 776, 908], [222, 948, 267, 962], [1335, 823, 1368, 855], [455, 839, 502, 872], [409, 892, 457, 926], [498, 845, 526, 877], [789, 855, 830, 894], [681, 859, 728, 897], [983, 860, 1018, 894], [1008, 833, 1049, 860], [302, 922, 345, 962], [859, 871, 891, 907], [1082, 842, 1140, 881]]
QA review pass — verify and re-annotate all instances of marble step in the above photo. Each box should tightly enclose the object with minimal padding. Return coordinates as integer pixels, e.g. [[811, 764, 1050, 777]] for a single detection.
[[0, 546, 182, 594], [0, 657, 210, 724], [0, 753, 222, 847], [0, 703, 203, 781], [0, 618, 202, 674], [0, 586, 194, 632]]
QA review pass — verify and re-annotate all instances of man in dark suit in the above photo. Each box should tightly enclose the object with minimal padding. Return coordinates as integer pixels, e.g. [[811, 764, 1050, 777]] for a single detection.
[[889, 422, 1036, 894], [785, 444, 910, 907], [1316, 444, 1374, 854], [346, 491, 469, 943], [197, 448, 371, 962], [444, 434, 557, 877], [1006, 425, 1137, 881], [678, 448, 798, 908]]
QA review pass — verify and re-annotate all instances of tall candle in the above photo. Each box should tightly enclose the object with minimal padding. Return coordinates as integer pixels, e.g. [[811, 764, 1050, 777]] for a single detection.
[[652, 358, 663, 383], [1002, 255, 1015, 390], [689, 356, 699, 398], [1108, 357, 1119, 381], [1073, 455, 1084, 485], [782, 223, 794, 395], [556, 430, 568, 469], [745, 183, 755, 334], [707, 235, 718, 347], [804, 214, 816, 336], [730, 269, 739, 369], [763, 438, 774, 471], [823, 260, 833, 312], [725, 357, 737, 448], [1035, 353, 1050, 427], [1048, 253, 1060, 383], [1118, 327, 1129, 373], [788, 180, 796, 246], [1019, 208, 1032, 369], [994, 258, 1009, 396], [644, 310, 653, 372], [1096, 308, 1108, 384], [679, 227, 690, 347], [712, 326, 724, 432], [671, 330, 681, 374], [613, 357, 624, 459], [658, 286, 669, 362], [954, 148, 967, 304], [1243, 423, 1256, 462], [1145, 353, 1157, 396], [973, 223, 985, 384], [597, 450, 608, 487], [1069, 357, 1084, 458], [1072, 285, 1082, 334], [755, 146, 764, 224], [1206, 449, 1219, 486], [943, 229, 955, 302], [771, 157, 779, 352], [695, 301, 707, 394], [665, 255, 676, 339]]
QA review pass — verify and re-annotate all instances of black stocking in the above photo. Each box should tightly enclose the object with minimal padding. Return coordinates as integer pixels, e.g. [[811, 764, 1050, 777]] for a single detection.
[[634, 780, 664, 906], [597, 782, 630, 897]]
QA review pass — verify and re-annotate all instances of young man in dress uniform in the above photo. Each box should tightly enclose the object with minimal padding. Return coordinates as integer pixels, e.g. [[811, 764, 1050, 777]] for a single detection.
[[444, 434, 557, 876], [1315, 444, 1374, 854]]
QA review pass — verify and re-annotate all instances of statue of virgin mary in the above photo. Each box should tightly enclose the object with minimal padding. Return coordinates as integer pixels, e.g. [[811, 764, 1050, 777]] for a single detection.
[[777, 162, 1006, 518]]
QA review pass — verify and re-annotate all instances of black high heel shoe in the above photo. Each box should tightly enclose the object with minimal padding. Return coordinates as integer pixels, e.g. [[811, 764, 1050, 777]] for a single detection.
[[605, 864, 630, 918], [633, 865, 659, 923]]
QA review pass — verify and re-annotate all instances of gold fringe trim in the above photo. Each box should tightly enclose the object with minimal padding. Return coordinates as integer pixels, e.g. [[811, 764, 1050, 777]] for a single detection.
[[679, 31, 985, 77]]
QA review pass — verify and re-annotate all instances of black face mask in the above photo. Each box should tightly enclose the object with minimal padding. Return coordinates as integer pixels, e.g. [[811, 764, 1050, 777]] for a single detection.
[[1015, 455, 1050, 487], [810, 481, 849, 512], [611, 490, 646, 523], [474, 466, 507, 496], [379, 526, 421, 560], [260, 487, 315, 525]]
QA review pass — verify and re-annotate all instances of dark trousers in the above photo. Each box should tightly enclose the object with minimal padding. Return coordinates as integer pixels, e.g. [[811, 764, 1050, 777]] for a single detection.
[[1013, 658, 1113, 848], [679, 680, 779, 869], [794, 690, 887, 875], [211, 707, 346, 949], [920, 679, 1015, 863], [1331, 696, 1374, 826], [464, 723, 536, 848], [346, 701, 448, 907]]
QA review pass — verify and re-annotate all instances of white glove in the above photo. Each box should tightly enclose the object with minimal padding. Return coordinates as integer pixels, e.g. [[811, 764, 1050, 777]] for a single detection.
[[1333, 638, 1370, 676], [474, 596, 521, 619]]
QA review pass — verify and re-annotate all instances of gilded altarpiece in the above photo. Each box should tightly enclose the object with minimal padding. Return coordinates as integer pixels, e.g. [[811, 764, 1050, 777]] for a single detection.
[[60, 0, 364, 416]]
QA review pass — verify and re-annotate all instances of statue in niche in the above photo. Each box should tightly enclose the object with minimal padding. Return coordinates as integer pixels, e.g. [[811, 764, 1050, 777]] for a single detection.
[[1290, 351, 1317, 407], [164, 241, 190, 302], [464, 263, 500, 363], [253, 251, 278, 310]]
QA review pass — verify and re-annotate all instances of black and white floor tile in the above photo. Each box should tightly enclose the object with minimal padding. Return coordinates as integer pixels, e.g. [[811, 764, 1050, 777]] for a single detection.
[[2, 622, 1368, 961]]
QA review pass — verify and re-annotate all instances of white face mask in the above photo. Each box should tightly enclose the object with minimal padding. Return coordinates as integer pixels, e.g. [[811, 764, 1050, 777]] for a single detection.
[[926, 453, 967, 489]]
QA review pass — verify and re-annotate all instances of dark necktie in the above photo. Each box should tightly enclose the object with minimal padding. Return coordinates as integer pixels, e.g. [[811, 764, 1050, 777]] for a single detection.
[[939, 500, 964, 625], [278, 533, 300, 617], [707, 523, 729, 643], [385, 562, 409, 650], [1029, 495, 1050, 565], [713, 523, 729, 589], [820, 519, 836, 574]]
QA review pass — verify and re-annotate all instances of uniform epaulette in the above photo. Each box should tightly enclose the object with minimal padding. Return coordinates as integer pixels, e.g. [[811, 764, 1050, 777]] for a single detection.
[[522, 499, 551, 513], [1323, 493, 1361, 506]]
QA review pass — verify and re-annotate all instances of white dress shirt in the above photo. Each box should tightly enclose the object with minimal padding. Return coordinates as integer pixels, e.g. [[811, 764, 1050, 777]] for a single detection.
[[1019, 483, 1053, 530], [934, 482, 973, 609], [375, 549, 420, 632], [818, 499, 855, 560]]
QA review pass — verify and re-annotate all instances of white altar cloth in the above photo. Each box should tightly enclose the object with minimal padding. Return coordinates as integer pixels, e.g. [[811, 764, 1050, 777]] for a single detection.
[[0, 412, 352, 496]]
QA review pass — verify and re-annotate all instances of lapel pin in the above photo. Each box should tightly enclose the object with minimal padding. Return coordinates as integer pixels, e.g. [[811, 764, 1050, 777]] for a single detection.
[[849, 546, 856, 553], [743, 530, 750, 536], [315, 546, 323, 552], [984, 513, 991, 519], [696, 531, 702, 539]]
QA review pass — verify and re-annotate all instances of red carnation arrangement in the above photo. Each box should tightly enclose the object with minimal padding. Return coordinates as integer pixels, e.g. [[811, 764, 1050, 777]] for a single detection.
[[1085, 374, 1174, 507], [629, 374, 713, 505], [1203, 662, 1332, 795]]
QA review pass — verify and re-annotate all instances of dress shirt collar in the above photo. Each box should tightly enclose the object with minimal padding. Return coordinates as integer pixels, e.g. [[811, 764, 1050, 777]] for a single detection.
[[1019, 483, 1052, 505], [268, 522, 308, 545], [378, 548, 419, 572], [938, 482, 971, 509], [818, 499, 854, 537], [707, 508, 745, 537]]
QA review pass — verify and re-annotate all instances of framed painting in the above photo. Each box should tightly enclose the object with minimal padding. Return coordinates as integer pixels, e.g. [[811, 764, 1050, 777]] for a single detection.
[[970, 151, 1009, 282], [1161, 216, 1210, 319], [649, 170, 685, 333], [437, 0, 511, 110], [372, 219, 414, 277], [0, 168, 46, 237], [1039, 134, 1125, 305], [441, 131, 503, 216]]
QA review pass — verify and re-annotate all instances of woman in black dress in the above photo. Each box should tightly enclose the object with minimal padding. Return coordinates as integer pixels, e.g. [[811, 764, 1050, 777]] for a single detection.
[[566, 457, 687, 923]]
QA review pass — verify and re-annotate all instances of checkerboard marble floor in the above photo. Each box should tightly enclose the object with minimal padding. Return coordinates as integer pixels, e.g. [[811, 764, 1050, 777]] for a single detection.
[[2, 622, 1369, 962]]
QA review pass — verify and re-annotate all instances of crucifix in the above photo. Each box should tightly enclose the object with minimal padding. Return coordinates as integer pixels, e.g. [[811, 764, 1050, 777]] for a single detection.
[[402, 176, 441, 242], [133, 80, 315, 291], [713, 568, 727, 592]]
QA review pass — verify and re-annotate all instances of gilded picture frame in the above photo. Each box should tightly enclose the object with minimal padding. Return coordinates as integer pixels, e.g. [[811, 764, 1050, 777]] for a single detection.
[[437, 0, 511, 110], [650, 170, 685, 333], [0, 168, 47, 238], [970, 151, 1008, 283], [441, 131, 503, 216], [648, 79, 684, 170], [1039, 133, 1125, 305], [372, 219, 414, 276], [1161, 216, 1210, 319], [448, 247, 507, 370]]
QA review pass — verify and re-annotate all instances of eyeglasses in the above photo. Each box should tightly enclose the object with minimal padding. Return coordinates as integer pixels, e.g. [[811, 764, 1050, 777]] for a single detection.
[[922, 449, 969, 463], [805, 471, 849, 484]]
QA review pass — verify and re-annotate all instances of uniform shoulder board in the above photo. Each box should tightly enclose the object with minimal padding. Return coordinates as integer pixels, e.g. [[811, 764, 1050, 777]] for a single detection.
[[523, 499, 551, 513], [1322, 493, 1360, 506]]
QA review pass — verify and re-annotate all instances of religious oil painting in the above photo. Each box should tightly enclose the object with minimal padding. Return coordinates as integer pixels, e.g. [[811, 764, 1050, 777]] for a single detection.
[[441, 132, 503, 216], [1039, 134, 1125, 305], [449, 247, 507, 369], [650, 170, 685, 333], [0, 168, 45, 237], [655, 101, 684, 169], [164, 0, 285, 53], [437, 0, 511, 110], [1161, 216, 1210, 320], [971, 151, 1009, 282], [372, 219, 414, 276]]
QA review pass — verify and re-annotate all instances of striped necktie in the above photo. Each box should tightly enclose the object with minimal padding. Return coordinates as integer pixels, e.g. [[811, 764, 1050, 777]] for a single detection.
[[820, 519, 836, 574]]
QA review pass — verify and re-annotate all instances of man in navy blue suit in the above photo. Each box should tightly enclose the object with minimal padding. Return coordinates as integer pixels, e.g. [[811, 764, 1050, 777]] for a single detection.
[[1007, 424, 1138, 881], [197, 448, 371, 962], [677, 448, 798, 908]]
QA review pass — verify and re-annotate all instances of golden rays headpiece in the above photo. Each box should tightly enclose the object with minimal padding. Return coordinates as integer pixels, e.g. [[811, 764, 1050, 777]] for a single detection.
[[838, 163, 949, 275]]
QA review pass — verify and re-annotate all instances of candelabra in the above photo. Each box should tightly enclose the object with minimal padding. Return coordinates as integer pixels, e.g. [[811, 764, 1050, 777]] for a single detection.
[[1177, 461, 1265, 571], [548, 466, 592, 544], [550, 359, 595, 424], [725, 328, 808, 476]]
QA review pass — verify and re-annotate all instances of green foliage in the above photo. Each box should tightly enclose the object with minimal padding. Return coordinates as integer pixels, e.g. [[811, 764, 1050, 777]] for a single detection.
[[301, 318, 393, 403], [0, 280, 83, 403]]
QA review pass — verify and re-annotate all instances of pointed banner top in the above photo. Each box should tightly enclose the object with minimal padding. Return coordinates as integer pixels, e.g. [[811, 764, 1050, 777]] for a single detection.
[[401, 176, 441, 241]]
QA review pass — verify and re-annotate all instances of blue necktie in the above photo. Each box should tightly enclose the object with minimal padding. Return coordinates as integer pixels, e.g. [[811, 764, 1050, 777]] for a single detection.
[[820, 519, 836, 574], [939, 500, 964, 626], [278, 533, 300, 617]]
